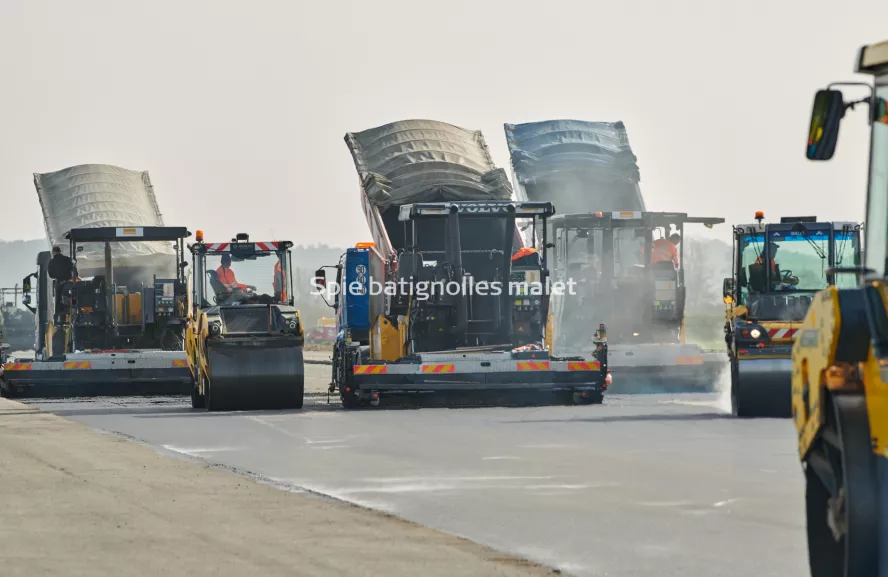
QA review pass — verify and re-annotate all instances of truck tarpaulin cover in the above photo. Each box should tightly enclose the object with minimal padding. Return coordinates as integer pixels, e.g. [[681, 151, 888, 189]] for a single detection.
[[345, 119, 513, 211], [504, 120, 646, 213], [33, 164, 175, 275]]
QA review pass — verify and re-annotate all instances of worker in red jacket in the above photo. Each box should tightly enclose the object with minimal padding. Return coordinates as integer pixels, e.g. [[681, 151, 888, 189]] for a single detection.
[[273, 257, 287, 301], [216, 254, 250, 292]]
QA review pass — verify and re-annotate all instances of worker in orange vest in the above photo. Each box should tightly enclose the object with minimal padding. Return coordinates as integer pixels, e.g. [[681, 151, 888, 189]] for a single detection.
[[273, 257, 287, 301], [651, 233, 681, 266], [216, 254, 250, 292], [511, 247, 540, 266], [754, 242, 798, 289]]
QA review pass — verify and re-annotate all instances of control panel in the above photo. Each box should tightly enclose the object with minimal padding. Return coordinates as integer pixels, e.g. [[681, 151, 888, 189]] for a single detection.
[[154, 279, 179, 317]]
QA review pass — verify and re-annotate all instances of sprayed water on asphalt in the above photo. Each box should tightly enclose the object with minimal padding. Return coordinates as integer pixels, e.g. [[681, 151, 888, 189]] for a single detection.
[[713, 362, 732, 414]]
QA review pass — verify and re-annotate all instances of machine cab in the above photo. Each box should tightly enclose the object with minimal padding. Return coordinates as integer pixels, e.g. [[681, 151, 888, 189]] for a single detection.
[[550, 211, 723, 344], [725, 214, 862, 323]]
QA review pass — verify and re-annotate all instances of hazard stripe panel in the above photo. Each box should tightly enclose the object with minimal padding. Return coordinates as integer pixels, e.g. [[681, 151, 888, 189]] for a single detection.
[[2, 363, 32, 371], [206, 242, 279, 252], [517, 361, 550, 371], [63, 361, 92, 369], [421, 364, 455, 373], [567, 361, 600, 371], [675, 356, 704, 365], [353, 365, 387, 374], [768, 328, 798, 339]]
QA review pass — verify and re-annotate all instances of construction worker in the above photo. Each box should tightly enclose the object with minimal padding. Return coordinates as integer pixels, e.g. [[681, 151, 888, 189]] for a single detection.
[[47, 246, 76, 320], [216, 254, 251, 292], [511, 247, 540, 267], [755, 241, 798, 289], [47, 246, 75, 282], [273, 256, 287, 301], [651, 233, 681, 267]]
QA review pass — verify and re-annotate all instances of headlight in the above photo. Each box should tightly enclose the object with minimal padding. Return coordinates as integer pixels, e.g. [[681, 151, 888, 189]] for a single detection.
[[208, 320, 222, 336], [750, 328, 761, 339]]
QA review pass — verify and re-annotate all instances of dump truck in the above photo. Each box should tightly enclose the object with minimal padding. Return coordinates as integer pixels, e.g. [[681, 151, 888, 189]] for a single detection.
[[0, 164, 192, 397], [186, 231, 305, 410], [317, 119, 610, 409], [549, 210, 725, 392], [1, 226, 193, 397], [791, 38, 888, 576], [504, 119, 723, 392], [723, 212, 861, 418]]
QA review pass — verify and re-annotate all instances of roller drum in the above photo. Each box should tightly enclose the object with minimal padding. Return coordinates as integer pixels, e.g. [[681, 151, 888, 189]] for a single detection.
[[206, 337, 304, 411], [732, 357, 792, 418]]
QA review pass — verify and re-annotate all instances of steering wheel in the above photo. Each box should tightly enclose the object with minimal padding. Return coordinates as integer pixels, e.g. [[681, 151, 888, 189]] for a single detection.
[[778, 269, 800, 290]]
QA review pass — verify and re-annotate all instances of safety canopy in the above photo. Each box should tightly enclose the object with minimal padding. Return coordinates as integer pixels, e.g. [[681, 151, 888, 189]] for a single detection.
[[345, 119, 513, 212], [33, 164, 176, 276], [504, 120, 646, 214]]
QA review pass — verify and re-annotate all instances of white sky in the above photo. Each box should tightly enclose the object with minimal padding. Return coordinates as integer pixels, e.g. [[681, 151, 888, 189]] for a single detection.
[[1, 0, 886, 246]]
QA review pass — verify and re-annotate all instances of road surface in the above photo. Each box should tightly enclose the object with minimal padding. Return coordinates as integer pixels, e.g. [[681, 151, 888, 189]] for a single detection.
[[19, 360, 809, 577]]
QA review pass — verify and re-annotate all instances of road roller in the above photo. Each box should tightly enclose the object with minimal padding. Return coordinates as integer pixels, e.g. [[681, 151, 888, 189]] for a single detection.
[[723, 213, 861, 418], [185, 231, 305, 411], [792, 38, 888, 576]]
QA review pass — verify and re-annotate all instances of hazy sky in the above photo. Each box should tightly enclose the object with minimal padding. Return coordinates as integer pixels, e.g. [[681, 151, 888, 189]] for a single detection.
[[2, 0, 886, 247]]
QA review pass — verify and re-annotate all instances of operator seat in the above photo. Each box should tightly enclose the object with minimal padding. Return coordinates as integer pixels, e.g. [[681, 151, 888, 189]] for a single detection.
[[747, 263, 767, 293], [651, 260, 679, 281], [207, 270, 229, 302]]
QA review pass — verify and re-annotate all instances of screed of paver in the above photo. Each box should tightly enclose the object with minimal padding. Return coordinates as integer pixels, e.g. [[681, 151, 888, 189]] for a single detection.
[[0, 398, 560, 577]]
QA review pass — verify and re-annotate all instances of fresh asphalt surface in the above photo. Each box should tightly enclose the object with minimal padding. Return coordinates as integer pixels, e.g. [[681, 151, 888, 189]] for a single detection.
[[19, 359, 808, 577]]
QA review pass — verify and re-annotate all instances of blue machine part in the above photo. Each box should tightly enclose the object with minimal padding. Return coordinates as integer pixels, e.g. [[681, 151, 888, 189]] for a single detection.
[[342, 248, 370, 331]]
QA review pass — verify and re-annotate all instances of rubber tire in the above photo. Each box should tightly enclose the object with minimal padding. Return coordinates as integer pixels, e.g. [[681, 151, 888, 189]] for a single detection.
[[805, 464, 844, 577], [805, 395, 879, 577], [833, 395, 879, 577]]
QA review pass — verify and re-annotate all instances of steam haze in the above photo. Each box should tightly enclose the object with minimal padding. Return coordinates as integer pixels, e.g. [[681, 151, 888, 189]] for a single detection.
[[1, 0, 885, 246]]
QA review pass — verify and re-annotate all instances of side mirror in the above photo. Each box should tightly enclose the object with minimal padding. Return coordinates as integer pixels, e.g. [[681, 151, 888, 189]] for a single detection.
[[23, 294, 31, 305], [806, 88, 845, 161], [313, 268, 327, 290], [22, 276, 32, 293], [723, 277, 734, 301]]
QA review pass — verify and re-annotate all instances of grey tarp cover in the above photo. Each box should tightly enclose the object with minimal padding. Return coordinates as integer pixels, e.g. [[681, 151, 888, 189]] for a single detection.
[[504, 120, 646, 213], [33, 164, 175, 275], [345, 119, 513, 212]]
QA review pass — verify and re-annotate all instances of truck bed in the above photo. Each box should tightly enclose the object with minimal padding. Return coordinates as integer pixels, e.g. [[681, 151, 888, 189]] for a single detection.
[[344, 119, 516, 255], [33, 164, 176, 277], [504, 120, 646, 214]]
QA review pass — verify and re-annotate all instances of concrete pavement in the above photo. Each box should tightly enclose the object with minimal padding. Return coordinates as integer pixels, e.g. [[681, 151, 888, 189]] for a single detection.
[[27, 388, 810, 577], [0, 396, 561, 577]]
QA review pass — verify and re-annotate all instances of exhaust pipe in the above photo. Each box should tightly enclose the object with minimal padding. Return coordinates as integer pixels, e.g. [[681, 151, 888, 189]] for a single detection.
[[448, 205, 468, 343], [499, 205, 516, 340]]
